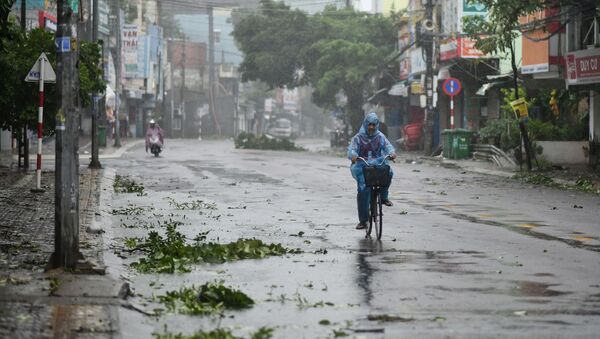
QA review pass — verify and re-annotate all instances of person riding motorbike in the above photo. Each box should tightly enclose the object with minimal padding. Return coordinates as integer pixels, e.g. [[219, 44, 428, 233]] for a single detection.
[[348, 113, 397, 230], [145, 119, 164, 153]]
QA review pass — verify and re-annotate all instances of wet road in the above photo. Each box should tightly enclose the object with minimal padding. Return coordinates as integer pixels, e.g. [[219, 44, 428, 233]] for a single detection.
[[102, 139, 600, 338]]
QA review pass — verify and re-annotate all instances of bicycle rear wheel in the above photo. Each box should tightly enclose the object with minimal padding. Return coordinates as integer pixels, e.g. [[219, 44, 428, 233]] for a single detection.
[[375, 192, 383, 240]]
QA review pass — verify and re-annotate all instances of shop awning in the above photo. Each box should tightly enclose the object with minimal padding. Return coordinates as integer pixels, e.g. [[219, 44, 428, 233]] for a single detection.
[[476, 74, 521, 96], [388, 82, 408, 97]]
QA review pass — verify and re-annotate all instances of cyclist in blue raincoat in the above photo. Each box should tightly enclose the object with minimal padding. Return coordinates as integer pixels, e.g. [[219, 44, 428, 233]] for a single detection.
[[348, 113, 397, 230]]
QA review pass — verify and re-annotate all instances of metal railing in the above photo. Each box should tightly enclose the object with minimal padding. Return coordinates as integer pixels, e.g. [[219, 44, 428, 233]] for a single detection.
[[472, 144, 517, 168]]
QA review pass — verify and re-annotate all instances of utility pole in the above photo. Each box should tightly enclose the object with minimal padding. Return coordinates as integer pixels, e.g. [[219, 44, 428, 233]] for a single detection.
[[208, 6, 221, 135], [114, 7, 122, 147], [89, 0, 101, 169], [20, 0, 29, 170], [52, 0, 80, 269], [181, 35, 186, 138], [511, 44, 533, 170], [422, 0, 435, 155]]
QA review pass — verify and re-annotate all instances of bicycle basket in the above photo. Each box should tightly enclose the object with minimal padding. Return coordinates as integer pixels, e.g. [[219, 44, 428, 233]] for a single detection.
[[363, 165, 391, 187]]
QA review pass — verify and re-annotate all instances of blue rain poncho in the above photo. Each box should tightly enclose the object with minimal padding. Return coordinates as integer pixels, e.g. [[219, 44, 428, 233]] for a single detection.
[[347, 113, 395, 224]]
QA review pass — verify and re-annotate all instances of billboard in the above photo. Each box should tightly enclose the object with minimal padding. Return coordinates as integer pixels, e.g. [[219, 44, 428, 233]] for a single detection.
[[122, 24, 139, 78], [439, 0, 487, 61], [98, 0, 110, 35], [520, 8, 561, 75], [409, 47, 426, 75], [38, 11, 56, 32]]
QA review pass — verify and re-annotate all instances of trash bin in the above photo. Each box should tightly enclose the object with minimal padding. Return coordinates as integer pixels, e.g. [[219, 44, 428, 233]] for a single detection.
[[451, 129, 473, 159], [98, 125, 106, 147], [441, 129, 453, 158]]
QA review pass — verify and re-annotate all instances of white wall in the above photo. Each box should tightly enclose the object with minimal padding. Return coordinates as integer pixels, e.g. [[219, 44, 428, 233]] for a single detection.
[[537, 141, 589, 165], [0, 129, 11, 151]]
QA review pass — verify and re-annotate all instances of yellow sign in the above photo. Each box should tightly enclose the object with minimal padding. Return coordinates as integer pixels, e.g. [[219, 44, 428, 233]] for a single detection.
[[410, 82, 424, 94], [510, 98, 529, 118]]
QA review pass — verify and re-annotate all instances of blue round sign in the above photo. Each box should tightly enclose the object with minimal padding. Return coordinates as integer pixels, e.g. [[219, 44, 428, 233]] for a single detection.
[[443, 77, 462, 97]]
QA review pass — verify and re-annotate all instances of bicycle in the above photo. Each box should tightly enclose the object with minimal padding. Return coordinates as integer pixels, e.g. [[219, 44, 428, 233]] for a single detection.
[[357, 154, 393, 240]]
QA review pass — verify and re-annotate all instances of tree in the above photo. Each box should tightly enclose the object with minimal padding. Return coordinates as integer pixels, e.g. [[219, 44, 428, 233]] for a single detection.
[[463, 0, 599, 170], [79, 41, 106, 108], [0, 0, 14, 51], [0, 27, 105, 137], [0, 27, 58, 136], [232, 0, 397, 132]]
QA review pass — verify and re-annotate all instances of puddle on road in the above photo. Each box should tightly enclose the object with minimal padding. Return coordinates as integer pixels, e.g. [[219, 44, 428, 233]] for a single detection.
[[513, 281, 570, 297], [396, 196, 600, 253], [426, 280, 570, 299], [181, 161, 284, 185], [376, 249, 486, 275]]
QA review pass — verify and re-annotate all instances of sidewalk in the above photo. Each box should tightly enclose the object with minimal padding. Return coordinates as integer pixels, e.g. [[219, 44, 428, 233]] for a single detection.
[[0, 136, 143, 168], [417, 154, 600, 191], [0, 168, 127, 338]]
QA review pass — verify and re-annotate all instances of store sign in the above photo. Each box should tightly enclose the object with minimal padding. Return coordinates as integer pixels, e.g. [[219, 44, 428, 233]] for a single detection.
[[463, 1, 486, 13], [399, 57, 409, 80], [459, 37, 486, 58], [440, 38, 486, 60], [440, 38, 458, 61], [409, 47, 426, 75], [38, 11, 56, 32], [122, 24, 139, 78], [566, 47, 600, 85], [519, 9, 562, 75], [98, 0, 110, 35]]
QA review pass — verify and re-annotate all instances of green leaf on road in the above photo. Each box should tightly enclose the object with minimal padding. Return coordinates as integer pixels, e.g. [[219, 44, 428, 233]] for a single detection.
[[125, 221, 301, 273], [157, 282, 254, 315]]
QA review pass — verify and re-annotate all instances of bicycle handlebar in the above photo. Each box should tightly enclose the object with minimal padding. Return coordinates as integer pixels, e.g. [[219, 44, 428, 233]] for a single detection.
[[356, 153, 395, 166]]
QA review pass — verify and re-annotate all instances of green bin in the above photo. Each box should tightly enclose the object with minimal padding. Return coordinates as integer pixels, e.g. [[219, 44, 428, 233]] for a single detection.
[[441, 129, 453, 158], [98, 125, 107, 147], [451, 129, 473, 159]]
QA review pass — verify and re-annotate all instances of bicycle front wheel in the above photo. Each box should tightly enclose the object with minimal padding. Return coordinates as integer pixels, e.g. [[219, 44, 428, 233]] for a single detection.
[[375, 192, 383, 240], [366, 191, 377, 238]]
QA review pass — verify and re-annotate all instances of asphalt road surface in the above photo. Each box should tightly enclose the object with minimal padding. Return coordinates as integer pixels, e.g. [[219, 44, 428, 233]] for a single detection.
[[101, 139, 600, 339]]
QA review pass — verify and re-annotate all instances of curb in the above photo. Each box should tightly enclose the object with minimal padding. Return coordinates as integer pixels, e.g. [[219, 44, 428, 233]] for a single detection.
[[419, 156, 516, 178], [12, 139, 144, 162]]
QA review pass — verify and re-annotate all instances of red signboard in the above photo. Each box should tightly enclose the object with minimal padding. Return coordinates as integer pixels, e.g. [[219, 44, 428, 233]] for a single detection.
[[566, 47, 600, 85], [440, 38, 458, 61], [440, 37, 486, 60], [458, 38, 486, 59], [38, 11, 57, 32]]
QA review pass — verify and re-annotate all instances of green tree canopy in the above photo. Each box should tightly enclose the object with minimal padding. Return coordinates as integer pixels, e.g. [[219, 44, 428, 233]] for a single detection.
[[0, 26, 58, 135], [232, 0, 397, 131], [0, 22, 105, 136]]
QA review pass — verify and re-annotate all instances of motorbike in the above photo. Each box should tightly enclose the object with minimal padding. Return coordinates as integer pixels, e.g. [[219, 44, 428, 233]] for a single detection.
[[149, 135, 162, 157]]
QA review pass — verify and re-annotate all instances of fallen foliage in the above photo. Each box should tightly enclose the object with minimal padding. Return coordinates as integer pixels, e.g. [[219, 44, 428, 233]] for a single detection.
[[125, 222, 301, 273], [234, 132, 305, 151]]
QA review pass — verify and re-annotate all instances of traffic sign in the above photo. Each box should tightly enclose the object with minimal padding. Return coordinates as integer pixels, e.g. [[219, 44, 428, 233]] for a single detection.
[[25, 53, 56, 83], [442, 77, 462, 97], [56, 36, 71, 53]]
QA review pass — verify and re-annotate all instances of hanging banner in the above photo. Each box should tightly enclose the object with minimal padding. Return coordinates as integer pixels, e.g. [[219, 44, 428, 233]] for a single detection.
[[122, 24, 139, 78]]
